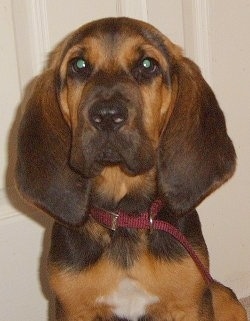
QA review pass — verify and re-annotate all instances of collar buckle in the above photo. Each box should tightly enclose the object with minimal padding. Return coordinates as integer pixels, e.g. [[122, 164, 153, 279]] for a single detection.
[[109, 211, 119, 231]]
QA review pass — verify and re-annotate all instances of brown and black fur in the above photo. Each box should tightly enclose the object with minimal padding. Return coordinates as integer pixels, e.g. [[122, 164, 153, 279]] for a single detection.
[[15, 17, 247, 321]]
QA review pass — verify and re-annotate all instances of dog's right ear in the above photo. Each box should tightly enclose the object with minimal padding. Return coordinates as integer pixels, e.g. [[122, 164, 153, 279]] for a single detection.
[[15, 70, 91, 225]]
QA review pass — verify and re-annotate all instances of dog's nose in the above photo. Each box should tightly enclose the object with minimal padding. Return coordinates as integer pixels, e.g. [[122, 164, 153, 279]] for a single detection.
[[89, 102, 128, 131]]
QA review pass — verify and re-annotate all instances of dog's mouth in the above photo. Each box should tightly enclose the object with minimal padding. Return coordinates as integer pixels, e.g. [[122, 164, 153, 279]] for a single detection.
[[94, 144, 139, 177], [98, 147, 123, 166], [70, 127, 156, 179]]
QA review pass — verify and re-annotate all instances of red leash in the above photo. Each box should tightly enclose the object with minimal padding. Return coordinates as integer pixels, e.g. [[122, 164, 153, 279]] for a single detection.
[[90, 199, 214, 285]]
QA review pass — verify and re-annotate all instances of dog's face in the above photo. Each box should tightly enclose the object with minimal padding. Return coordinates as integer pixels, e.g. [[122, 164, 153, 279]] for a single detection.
[[57, 19, 178, 204], [60, 26, 170, 177], [16, 18, 236, 224]]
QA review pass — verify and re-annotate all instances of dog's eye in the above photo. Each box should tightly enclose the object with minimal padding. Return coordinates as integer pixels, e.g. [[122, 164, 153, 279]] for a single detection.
[[141, 58, 158, 73], [74, 58, 87, 70], [69, 57, 92, 79], [133, 57, 160, 83]]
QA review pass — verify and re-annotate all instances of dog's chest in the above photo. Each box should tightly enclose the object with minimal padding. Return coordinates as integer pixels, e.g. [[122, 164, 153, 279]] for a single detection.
[[97, 277, 159, 321]]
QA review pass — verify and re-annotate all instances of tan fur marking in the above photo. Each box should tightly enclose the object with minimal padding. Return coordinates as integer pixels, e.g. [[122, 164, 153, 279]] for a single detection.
[[211, 282, 247, 321], [50, 254, 208, 321], [141, 80, 172, 146], [93, 166, 156, 203], [159, 75, 179, 134], [129, 254, 207, 320], [140, 44, 169, 70], [103, 36, 142, 72], [50, 260, 124, 321]]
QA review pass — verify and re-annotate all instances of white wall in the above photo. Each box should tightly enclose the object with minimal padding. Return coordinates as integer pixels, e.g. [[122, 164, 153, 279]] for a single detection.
[[0, 0, 20, 189], [1, 1, 249, 320], [198, 0, 250, 297]]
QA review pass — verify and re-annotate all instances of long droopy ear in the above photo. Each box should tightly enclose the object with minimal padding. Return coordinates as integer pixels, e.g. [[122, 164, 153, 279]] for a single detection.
[[158, 57, 236, 215], [15, 70, 91, 225]]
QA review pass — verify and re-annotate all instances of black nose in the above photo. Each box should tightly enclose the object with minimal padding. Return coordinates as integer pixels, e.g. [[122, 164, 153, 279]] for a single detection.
[[89, 101, 128, 131]]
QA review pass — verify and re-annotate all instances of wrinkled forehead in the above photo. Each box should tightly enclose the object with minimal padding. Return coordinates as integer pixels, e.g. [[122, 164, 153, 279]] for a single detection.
[[59, 18, 171, 71]]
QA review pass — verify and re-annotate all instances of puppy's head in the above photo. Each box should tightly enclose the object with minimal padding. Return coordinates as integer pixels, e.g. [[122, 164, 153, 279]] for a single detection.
[[16, 17, 236, 224]]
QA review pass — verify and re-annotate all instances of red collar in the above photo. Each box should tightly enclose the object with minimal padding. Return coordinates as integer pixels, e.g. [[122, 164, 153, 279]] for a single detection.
[[89, 199, 213, 285]]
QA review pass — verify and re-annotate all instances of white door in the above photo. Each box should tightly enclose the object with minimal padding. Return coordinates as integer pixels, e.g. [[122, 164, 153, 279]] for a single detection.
[[1, 1, 249, 320]]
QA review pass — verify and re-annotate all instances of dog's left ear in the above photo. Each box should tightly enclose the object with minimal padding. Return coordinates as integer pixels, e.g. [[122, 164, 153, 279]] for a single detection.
[[158, 57, 236, 215]]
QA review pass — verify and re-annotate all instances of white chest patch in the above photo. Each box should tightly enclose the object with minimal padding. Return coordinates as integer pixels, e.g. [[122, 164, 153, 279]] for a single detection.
[[97, 278, 159, 321]]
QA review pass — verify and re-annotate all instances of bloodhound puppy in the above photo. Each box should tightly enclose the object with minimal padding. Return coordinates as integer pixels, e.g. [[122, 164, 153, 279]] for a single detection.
[[15, 17, 247, 321]]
